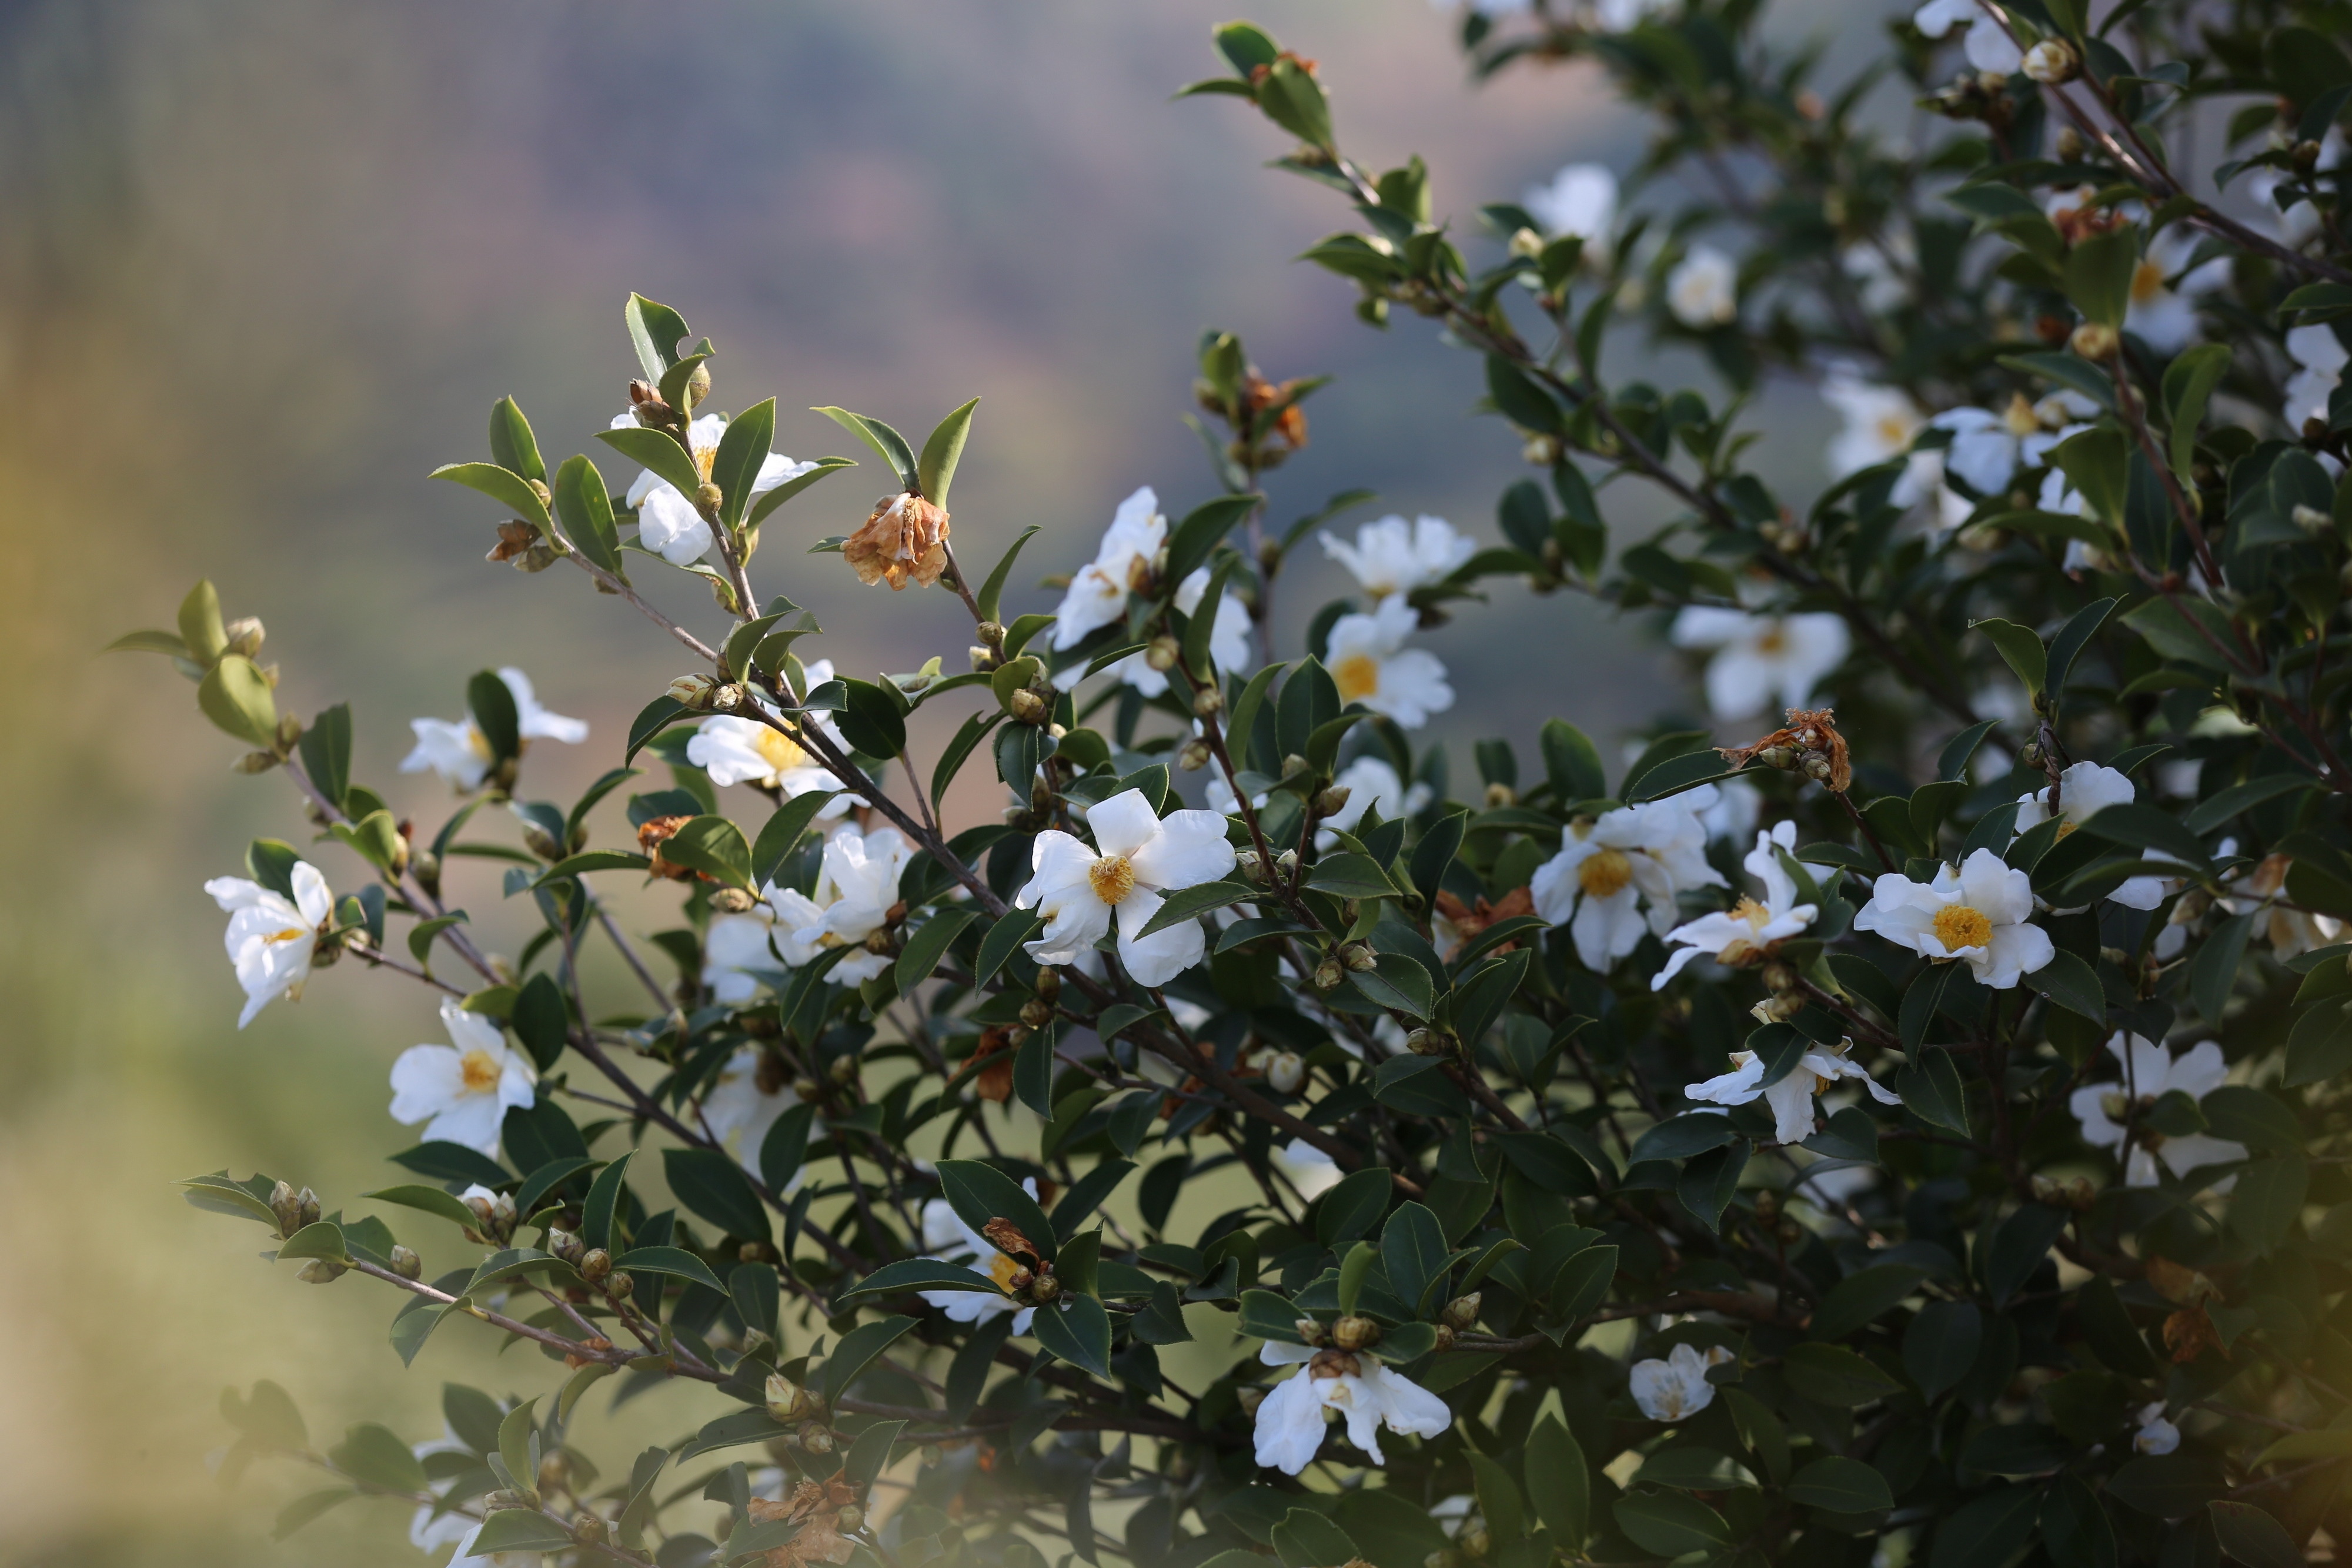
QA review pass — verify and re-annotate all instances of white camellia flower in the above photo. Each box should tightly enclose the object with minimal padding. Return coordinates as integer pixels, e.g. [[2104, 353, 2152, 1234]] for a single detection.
[[1321, 514, 1477, 602], [401, 667, 589, 791], [1314, 754, 1434, 850], [2133, 1402, 2181, 1456], [1652, 821, 1819, 989], [768, 824, 917, 986], [204, 862, 334, 1027], [1324, 598, 1455, 728], [1252, 1340, 1452, 1475], [387, 999, 539, 1157], [1666, 245, 1738, 327], [1628, 1343, 1732, 1422], [1051, 486, 1165, 653], [2124, 226, 2233, 355], [2286, 324, 2347, 431], [703, 912, 781, 1005], [607, 410, 821, 567], [1522, 164, 1618, 260], [915, 1183, 1044, 1330], [1532, 788, 1729, 972], [686, 661, 852, 818], [1853, 847, 2054, 989], [1912, 0, 2022, 74], [1685, 1035, 1903, 1143], [701, 1045, 796, 1167], [1103, 567, 1256, 695], [1668, 606, 1850, 721], [2069, 1032, 2245, 1189], [1931, 391, 2095, 497], [1016, 788, 1236, 987], [2014, 761, 2174, 910], [1822, 370, 1950, 511]]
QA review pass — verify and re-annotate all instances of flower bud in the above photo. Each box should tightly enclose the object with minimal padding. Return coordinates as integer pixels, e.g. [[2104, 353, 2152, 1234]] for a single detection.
[[1441, 1292, 1483, 1330], [269, 1180, 303, 1237], [1192, 686, 1224, 718], [667, 673, 721, 710], [766, 1374, 797, 1421], [1406, 1027, 1442, 1055], [627, 379, 671, 423], [574, 1512, 610, 1546], [1522, 434, 1561, 466], [1313, 958, 1344, 990], [1760, 961, 1799, 995], [1237, 849, 1267, 882], [976, 620, 1006, 649], [2056, 126, 2086, 161], [1313, 784, 1353, 818], [710, 887, 757, 914], [1802, 752, 1835, 783], [795, 1076, 823, 1101], [233, 751, 283, 774], [2032, 1174, 2064, 1204], [828, 1055, 858, 1086], [580, 1248, 612, 1283], [836, 1505, 865, 1534], [605, 1271, 634, 1299], [1273, 850, 1299, 878], [1460, 1527, 1492, 1560], [296, 1258, 347, 1284], [800, 1423, 836, 1455], [969, 645, 995, 671], [709, 683, 744, 713], [1432, 1325, 1456, 1352], [548, 1229, 586, 1265], [2022, 38, 2080, 82], [2294, 503, 2334, 537], [1507, 226, 1544, 260], [2070, 322, 2120, 360], [1177, 739, 1212, 771], [1340, 941, 1377, 972], [1033, 1272, 1063, 1303], [1145, 636, 1181, 672], [298, 1188, 322, 1229], [223, 617, 266, 659], [2066, 1176, 2099, 1211], [1775, 1217, 1805, 1245], [389, 1244, 423, 1281], [694, 481, 725, 516], [1008, 687, 1048, 725], [519, 818, 564, 861], [1268, 1051, 1305, 1093], [1332, 1315, 1380, 1350], [1020, 998, 1054, 1028], [683, 360, 713, 409], [1295, 1318, 1328, 1346], [1484, 782, 1516, 807], [863, 927, 893, 955], [1751, 1188, 1782, 1223]]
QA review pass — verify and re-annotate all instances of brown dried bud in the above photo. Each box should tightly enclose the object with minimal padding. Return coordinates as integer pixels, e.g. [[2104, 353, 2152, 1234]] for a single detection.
[[389, 1244, 423, 1281], [844, 493, 950, 590], [637, 814, 701, 881], [627, 379, 671, 423]]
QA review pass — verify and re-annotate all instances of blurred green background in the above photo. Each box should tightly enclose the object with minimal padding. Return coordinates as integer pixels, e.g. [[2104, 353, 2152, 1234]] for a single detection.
[[0, 1, 1857, 1559]]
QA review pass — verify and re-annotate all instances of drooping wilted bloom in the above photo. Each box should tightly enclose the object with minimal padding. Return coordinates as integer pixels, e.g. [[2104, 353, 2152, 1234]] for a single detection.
[[1684, 1035, 1902, 1143], [1669, 607, 1850, 721], [1652, 821, 1818, 989], [1321, 514, 1476, 601], [1017, 788, 1235, 986], [1532, 788, 1728, 971], [401, 667, 588, 791], [1628, 1343, 1732, 1423], [1853, 848, 2053, 988], [844, 492, 950, 590], [1252, 1342, 1451, 1474], [387, 999, 538, 1157], [205, 862, 334, 1027], [2068, 1032, 2244, 1189], [1666, 245, 1738, 327], [768, 824, 917, 985], [1324, 598, 1454, 728]]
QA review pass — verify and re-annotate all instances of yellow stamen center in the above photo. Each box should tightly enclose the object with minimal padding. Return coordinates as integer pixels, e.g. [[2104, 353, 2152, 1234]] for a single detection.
[[1332, 652, 1381, 703], [756, 727, 808, 775], [460, 1049, 503, 1093], [466, 724, 494, 761], [1732, 895, 1771, 931], [266, 927, 308, 944], [990, 1252, 1023, 1292], [1089, 855, 1137, 905], [2130, 258, 2165, 305], [2002, 391, 2040, 437], [1579, 847, 1634, 899], [2053, 818, 2077, 840], [1875, 414, 1913, 449], [1755, 625, 1788, 655], [1933, 904, 1993, 950]]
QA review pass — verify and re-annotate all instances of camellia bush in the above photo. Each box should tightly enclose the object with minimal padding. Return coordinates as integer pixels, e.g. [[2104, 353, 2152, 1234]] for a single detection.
[[116, 2, 2352, 1566]]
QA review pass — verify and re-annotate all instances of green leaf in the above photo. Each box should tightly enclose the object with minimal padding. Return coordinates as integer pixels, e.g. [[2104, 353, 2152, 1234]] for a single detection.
[[657, 815, 754, 891], [1539, 718, 1608, 801], [2066, 226, 2139, 327], [222, 1379, 309, 1447], [2254, 1426, 2352, 1467], [2208, 1503, 2304, 1568], [1903, 1300, 1983, 1400], [895, 908, 977, 994], [199, 654, 279, 747], [1524, 1415, 1589, 1546], [465, 670, 521, 763], [1613, 1492, 1730, 1557], [329, 1422, 430, 1493], [843, 1419, 908, 1492], [105, 627, 191, 659], [488, 395, 546, 484], [1630, 1114, 1736, 1162], [2190, 910, 2256, 1024], [974, 907, 1043, 985], [470, 1510, 577, 1554], [532, 851, 652, 888], [932, 712, 1001, 811], [976, 526, 1041, 624], [1032, 1293, 1113, 1379], [1315, 1168, 1392, 1246], [1468, 1450, 1528, 1542], [938, 1158, 1057, 1262], [1929, 1487, 2042, 1568], [178, 580, 228, 664], [610, 1246, 726, 1292], [2121, 594, 2236, 671], [2164, 344, 2230, 482], [1351, 951, 1435, 1020], [271, 1489, 354, 1541], [432, 462, 552, 534], [1165, 493, 1261, 587], [917, 397, 979, 507], [1272, 1507, 1362, 1568], [579, 1151, 634, 1252], [1781, 1342, 1902, 1407], [1379, 1201, 1448, 1309], [552, 454, 625, 579], [363, 1185, 483, 1234], [2029, 950, 2106, 1022], [1182, 556, 1238, 678], [298, 703, 353, 811], [663, 1147, 771, 1242], [1136, 880, 1257, 938], [623, 292, 691, 379], [1307, 853, 1398, 901], [839, 1258, 1002, 1302], [820, 1314, 917, 1402], [838, 678, 908, 760], [1970, 617, 2046, 696], [276, 1221, 349, 1263], [759, 1105, 815, 1201], [597, 428, 704, 515], [811, 407, 917, 490], [1809, 1263, 1926, 1340], [2105, 1454, 2228, 1517], [711, 399, 777, 531]]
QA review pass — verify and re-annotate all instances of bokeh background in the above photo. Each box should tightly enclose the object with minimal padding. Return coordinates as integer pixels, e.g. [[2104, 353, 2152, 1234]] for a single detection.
[[0, 1, 1863, 1560]]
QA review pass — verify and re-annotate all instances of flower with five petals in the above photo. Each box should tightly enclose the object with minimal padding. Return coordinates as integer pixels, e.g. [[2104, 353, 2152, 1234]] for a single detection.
[[204, 861, 335, 1027], [1015, 788, 1236, 987], [387, 999, 538, 1158]]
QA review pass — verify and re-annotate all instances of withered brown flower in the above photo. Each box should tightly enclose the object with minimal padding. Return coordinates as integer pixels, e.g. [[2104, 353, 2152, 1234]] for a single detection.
[[637, 814, 703, 881], [844, 492, 950, 590], [1432, 885, 1535, 958], [746, 1478, 861, 1568], [968, 1027, 1014, 1104], [1718, 706, 1852, 793]]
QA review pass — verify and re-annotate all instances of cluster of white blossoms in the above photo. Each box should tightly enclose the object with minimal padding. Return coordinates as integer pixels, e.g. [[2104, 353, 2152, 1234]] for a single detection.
[[1669, 605, 1850, 721], [701, 821, 919, 1004], [387, 999, 539, 1158], [1686, 1035, 1904, 1144], [2069, 1032, 2246, 1190], [686, 657, 854, 811], [1251, 1338, 1453, 1476], [1854, 847, 2054, 990], [1651, 820, 1818, 989], [1317, 514, 1465, 729], [1531, 785, 1727, 972], [401, 667, 588, 791], [1628, 1342, 1733, 1422], [205, 859, 335, 1028], [1051, 487, 1254, 694], [1017, 788, 1237, 987], [607, 410, 821, 567]]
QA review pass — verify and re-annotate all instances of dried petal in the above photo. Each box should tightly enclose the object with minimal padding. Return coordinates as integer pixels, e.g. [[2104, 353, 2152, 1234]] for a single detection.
[[844, 493, 951, 590]]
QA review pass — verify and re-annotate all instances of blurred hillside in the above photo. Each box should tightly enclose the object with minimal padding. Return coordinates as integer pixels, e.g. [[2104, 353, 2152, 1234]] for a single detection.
[[0, 1, 1862, 1560]]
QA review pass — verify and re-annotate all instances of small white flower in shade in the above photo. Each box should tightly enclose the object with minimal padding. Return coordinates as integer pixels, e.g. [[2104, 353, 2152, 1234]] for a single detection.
[[2069, 1032, 2245, 1189], [1314, 755, 1434, 850], [1277, 1138, 1345, 1199], [2250, 134, 2342, 250], [1522, 165, 1618, 260], [1823, 370, 1945, 509], [686, 661, 853, 818], [1108, 567, 1256, 695], [2133, 1402, 2181, 1456], [1321, 514, 1477, 602], [400, 667, 589, 791], [1840, 229, 1915, 314], [767, 824, 917, 986], [915, 1179, 1045, 1331], [1685, 1035, 1902, 1144], [1252, 1342, 1453, 1474], [608, 411, 820, 567], [1016, 788, 1236, 987], [1666, 245, 1739, 327], [1628, 1343, 1732, 1423], [703, 913, 781, 1005], [1669, 607, 1850, 721], [1652, 821, 1819, 989], [387, 999, 539, 1157], [204, 863, 335, 1027], [1931, 391, 2091, 497], [700, 1045, 794, 1166], [1051, 487, 1165, 653], [1324, 598, 1455, 728], [1853, 847, 2054, 989], [2286, 325, 2347, 431], [1912, 0, 2022, 73], [1532, 788, 1729, 972], [2221, 852, 2346, 959], [2125, 228, 2232, 355], [2014, 761, 2176, 910]]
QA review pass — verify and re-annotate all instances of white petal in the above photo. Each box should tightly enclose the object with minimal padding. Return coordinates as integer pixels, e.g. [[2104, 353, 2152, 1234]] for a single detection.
[[1087, 790, 1164, 860], [1129, 811, 1237, 891], [1252, 1368, 1327, 1475], [1116, 892, 1209, 987]]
